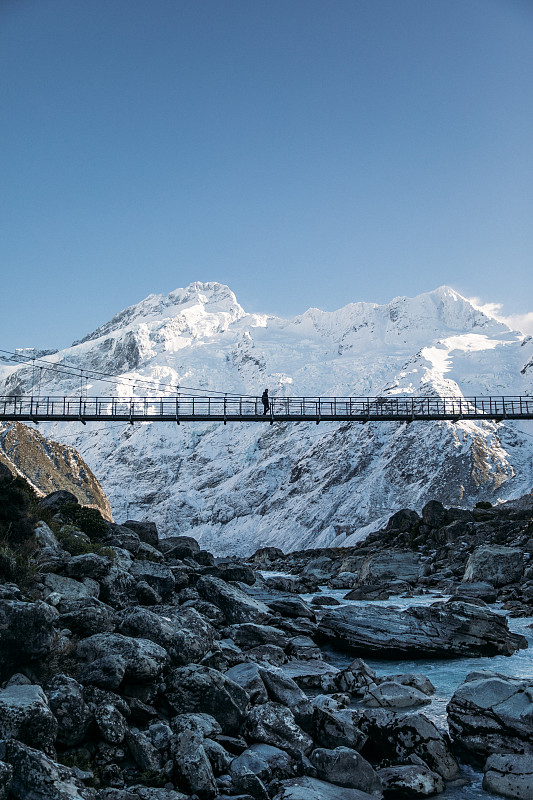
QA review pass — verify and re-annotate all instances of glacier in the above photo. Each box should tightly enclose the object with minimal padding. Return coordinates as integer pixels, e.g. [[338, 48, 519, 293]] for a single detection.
[[1, 281, 532, 556]]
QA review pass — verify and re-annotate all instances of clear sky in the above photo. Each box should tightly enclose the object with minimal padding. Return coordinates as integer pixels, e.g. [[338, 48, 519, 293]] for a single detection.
[[1, 0, 532, 352]]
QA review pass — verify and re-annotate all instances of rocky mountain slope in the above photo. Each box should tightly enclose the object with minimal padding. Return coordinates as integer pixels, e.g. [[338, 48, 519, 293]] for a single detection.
[[1, 282, 532, 555], [0, 421, 113, 521]]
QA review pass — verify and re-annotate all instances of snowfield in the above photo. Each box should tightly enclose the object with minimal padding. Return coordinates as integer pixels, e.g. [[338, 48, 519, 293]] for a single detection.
[[1, 282, 532, 556]]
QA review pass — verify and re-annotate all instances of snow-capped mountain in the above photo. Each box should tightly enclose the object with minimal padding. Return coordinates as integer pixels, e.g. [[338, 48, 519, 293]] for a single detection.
[[2, 281, 532, 556]]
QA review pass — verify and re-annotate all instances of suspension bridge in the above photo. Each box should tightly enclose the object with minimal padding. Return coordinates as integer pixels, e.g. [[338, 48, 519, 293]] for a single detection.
[[1, 394, 532, 424]]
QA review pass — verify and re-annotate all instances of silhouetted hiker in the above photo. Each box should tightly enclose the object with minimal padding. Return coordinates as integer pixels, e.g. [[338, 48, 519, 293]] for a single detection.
[[261, 389, 270, 415]]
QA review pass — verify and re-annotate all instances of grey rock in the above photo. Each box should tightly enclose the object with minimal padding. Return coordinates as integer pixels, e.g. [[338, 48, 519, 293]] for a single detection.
[[267, 597, 315, 619], [357, 551, 421, 586], [119, 606, 215, 665], [356, 709, 459, 780], [203, 737, 232, 775], [244, 701, 313, 755], [313, 707, 367, 751], [39, 490, 79, 513], [379, 673, 435, 696], [0, 738, 97, 799], [170, 712, 222, 739], [79, 654, 127, 690], [227, 622, 289, 650], [0, 760, 13, 800], [95, 703, 128, 745], [76, 633, 169, 682], [172, 728, 217, 799], [66, 553, 111, 580], [463, 546, 524, 587], [230, 743, 297, 783], [286, 635, 323, 660], [148, 722, 173, 754], [378, 764, 445, 797], [337, 659, 377, 695], [364, 681, 431, 709], [447, 672, 533, 759], [129, 560, 175, 600], [225, 662, 269, 705], [483, 753, 533, 800], [272, 775, 377, 800], [0, 684, 57, 754], [310, 747, 382, 796], [58, 596, 117, 636], [43, 572, 98, 601], [126, 727, 162, 772], [259, 667, 313, 730], [0, 599, 58, 679], [280, 659, 341, 692], [421, 500, 449, 528], [317, 599, 526, 657], [99, 566, 138, 608], [196, 575, 271, 624], [123, 520, 159, 548], [45, 674, 92, 746], [159, 535, 200, 559], [166, 664, 249, 733]]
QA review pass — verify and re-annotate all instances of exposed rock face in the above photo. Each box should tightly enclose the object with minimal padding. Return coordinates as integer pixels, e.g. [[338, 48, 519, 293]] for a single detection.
[[463, 545, 524, 587], [447, 671, 533, 760], [317, 599, 526, 657], [0, 421, 113, 521]]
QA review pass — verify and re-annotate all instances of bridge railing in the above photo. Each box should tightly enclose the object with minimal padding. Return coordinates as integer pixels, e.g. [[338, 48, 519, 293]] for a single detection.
[[1, 394, 532, 420]]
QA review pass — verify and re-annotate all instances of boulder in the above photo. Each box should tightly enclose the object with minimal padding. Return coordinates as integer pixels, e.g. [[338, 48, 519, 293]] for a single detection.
[[79, 654, 127, 690], [119, 606, 215, 665], [421, 500, 449, 528], [0, 739, 97, 800], [227, 622, 289, 650], [123, 520, 159, 548], [98, 566, 138, 609], [310, 747, 382, 796], [463, 546, 524, 587], [225, 663, 269, 705], [172, 728, 217, 799], [126, 727, 162, 772], [45, 674, 92, 746], [378, 673, 435, 696], [58, 596, 117, 636], [202, 737, 232, 775], [43, 572, 99, 601], [159, 535, 200, 559], [0, 599, 58, 679], [280, 659, 341, 692], [313, 707, 367, 751], [129, 560, 175, 601], [245, 701, 314, 755], [76, 633, 169, 682], [377, 764, 445, 797], [166, 665, 249, 733], [259, 667, 313, 730], [363, 681, 431, 709], [39, 490, 79, 513], [386, 509, 421, 532], [95, 702, 128, 745], [229, 743, 297, 783], [267, 596, 315, 619], [357, 551, 421, 586], [447, 671, 533, 760], [196, 575, 271, 624], [0, 684, 58, 754], [65, 553, 111, 580], [483, 753, 533, 800], [317, 599, 527, 657], [0, 760, 13, 800], [272, 775, 377, 800], [356, 709, 459, 780]]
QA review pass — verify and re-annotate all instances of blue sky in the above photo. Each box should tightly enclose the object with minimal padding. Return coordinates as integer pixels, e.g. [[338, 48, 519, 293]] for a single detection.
[[1, 0, 532, 351]]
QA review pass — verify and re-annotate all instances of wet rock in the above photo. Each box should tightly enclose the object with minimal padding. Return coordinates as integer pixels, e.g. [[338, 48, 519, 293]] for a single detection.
[[0, 738, 97, 799], [45, 674, 92, 746], [267, 597, 315, 619], [309, 747, 382, 796], [338, 659, 377, 695], [272, 775, 377, 800], [483, 753, 533, 800], [280, 659, 341, 692], [317, 599, 527, 657], [363, 681, 431, 709], [463, 546, 524, 587], [310, 595, 340, 607], [166, 664, 249, 733], [286, 635, 323, 660], [76, 633, 169, 682], [123, 520, 159, 548], [196, 575, 271, 624], [0, 684, 57, 754], [244, 701, 313, 755], [377, 764, 445, 797], [378, 673, 435, 696], [450, 581, 498, 602], [0, 599, 58, 679], [447, 671, 533, 760]]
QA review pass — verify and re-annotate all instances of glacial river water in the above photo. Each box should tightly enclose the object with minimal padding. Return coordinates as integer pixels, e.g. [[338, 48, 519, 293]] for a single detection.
[[289, 580, 533, 799]]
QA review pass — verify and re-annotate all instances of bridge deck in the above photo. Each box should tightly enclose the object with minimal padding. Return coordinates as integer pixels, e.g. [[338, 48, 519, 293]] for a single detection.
[[1, 395, 532, 424]]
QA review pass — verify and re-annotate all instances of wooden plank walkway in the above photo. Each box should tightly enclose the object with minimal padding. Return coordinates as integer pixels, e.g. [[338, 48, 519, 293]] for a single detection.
[[1, 394, 532, 424]]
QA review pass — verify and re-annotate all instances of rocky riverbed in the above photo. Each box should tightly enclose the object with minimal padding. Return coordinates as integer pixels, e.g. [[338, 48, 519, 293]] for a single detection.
[[0, 468, 532, 800]]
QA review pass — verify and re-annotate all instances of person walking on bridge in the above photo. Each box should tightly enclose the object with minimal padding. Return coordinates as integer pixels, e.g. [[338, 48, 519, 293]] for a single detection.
[[261, 389, 270, 415]]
